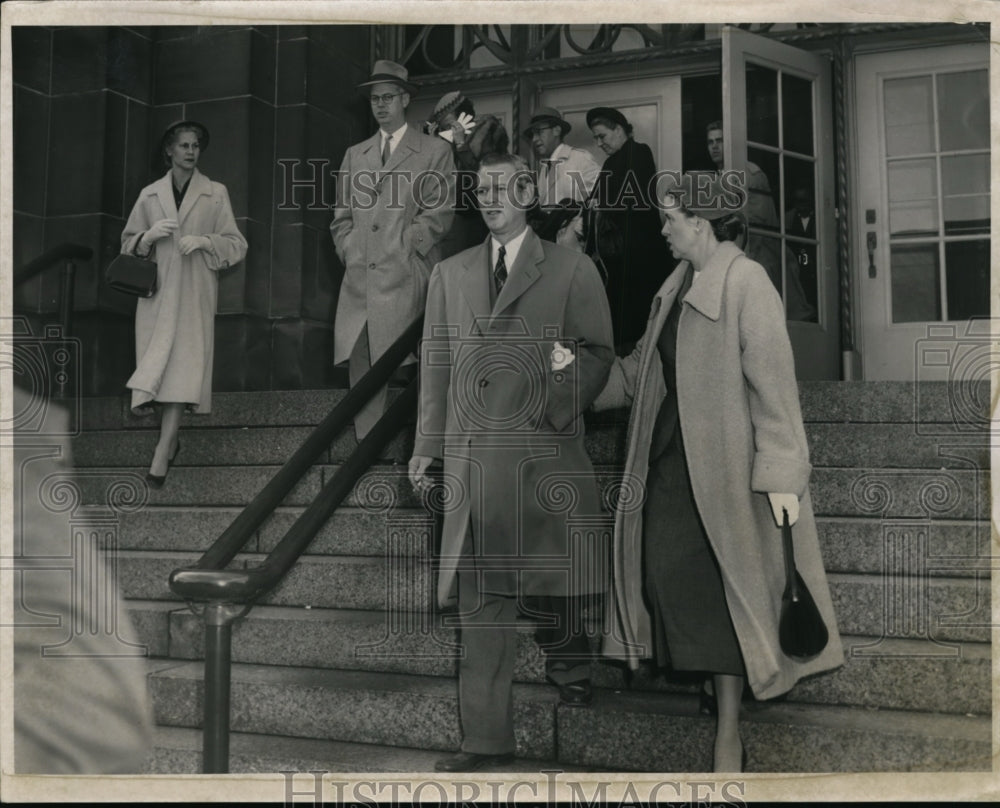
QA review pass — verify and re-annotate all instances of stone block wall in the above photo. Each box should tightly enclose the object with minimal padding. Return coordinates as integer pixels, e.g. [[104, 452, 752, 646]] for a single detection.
[[12, 25, 373, 395]]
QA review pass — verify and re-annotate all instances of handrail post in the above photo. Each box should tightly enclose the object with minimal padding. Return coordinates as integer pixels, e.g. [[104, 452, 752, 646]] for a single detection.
[[203, 602, 244, 773], [55, 260, 75, 399]]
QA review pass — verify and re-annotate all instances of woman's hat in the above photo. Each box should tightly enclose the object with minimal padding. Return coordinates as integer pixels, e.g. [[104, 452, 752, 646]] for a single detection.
[[432, 91, 466, 124], [586, 106, 629, 131], [161, 120, 210, 154], [357, 59, 417, 94], [657, 170, 747, 220], [522, 107, 571, 140]]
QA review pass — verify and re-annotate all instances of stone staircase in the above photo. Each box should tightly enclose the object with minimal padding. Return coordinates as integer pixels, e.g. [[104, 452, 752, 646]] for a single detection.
[[70, 383, 991, 773]]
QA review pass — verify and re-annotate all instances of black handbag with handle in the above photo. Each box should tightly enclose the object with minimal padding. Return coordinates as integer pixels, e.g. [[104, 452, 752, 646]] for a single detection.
[[105, 253, 157, 298], [778, 508, 829, 660]]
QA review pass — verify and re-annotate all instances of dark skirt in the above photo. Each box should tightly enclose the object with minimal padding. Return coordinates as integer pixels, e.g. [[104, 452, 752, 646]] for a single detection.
[[642, 435, 746, 675]]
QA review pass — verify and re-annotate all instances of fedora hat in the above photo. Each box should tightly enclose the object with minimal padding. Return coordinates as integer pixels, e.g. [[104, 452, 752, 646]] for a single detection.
[[522, 106, 571, 140], [161, 119, 210, 154], [358, 59, 417, 94], [657, 170, 747, 220]]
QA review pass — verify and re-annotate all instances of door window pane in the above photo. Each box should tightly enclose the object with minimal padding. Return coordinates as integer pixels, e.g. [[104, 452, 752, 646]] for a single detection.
[[746, 233, 783, 296], [889, 201, 938, 238], [746, 64, 779, 147], [937, 70, 989, 151], [944, 240, 989, 319], [782, 73, 814, 155], [941, 154, 989, 195], [891, 244, 941, 323], [746, 146, 780, 231], [782, 155, 818, 317], [888, 158, 937, 201], [943, 195, 990, 236], [884, 76, 934, 156]]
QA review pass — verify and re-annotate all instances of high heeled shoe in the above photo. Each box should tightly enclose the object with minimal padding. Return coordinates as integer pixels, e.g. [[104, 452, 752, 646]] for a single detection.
[[146, 440, 180, 489], [699, 682, 717, 716]]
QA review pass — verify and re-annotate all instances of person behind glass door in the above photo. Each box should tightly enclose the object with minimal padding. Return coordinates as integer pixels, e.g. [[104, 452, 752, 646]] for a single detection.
[[121, 120, 247, 487], [705, 120, 814, 322], [593, 172, 842, 772]]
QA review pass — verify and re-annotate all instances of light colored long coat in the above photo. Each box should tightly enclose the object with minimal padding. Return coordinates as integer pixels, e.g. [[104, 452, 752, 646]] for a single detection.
[[594, 240, 843, 700], [330, 123, 455, 366], [121, 169, 247, 414], [414, 230, 615, 607]]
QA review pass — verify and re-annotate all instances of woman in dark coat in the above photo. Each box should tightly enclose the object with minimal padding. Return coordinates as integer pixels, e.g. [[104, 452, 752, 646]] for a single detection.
[[586, 107, 675, 354], [593, 172, 842, 772]]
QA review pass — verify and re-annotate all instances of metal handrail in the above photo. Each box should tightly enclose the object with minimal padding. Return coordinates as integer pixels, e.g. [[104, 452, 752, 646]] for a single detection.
[[13, 242, 93, 286], [167, 314, 424, 773]]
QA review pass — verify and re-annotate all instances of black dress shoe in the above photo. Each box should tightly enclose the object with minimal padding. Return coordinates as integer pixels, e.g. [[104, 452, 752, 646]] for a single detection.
[[146, 440, 181, 489], [434, 751, 514, 772], [558, 679, 592, 707]]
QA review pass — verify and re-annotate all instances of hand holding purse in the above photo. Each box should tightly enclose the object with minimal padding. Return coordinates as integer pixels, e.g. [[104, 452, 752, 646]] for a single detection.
[[778, 507, 829, 660]]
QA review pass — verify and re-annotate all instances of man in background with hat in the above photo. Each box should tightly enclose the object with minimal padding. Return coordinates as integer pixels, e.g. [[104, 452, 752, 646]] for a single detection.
[[525, 106, 601, 208], [331, 59, 455, 439]]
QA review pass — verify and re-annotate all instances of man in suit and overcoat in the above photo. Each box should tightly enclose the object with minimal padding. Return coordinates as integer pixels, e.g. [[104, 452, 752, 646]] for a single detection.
[[331, 59, 455, 438], [409, 153, 614, 771]]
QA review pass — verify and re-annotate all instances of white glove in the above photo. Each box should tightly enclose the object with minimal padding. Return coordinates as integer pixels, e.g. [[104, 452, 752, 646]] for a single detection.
[[551, 341, 575, 371], [141, 218, 178, 247], [455, 112, 476, 134], [178, 235, 212, 256], [767, 493, 800, 526]]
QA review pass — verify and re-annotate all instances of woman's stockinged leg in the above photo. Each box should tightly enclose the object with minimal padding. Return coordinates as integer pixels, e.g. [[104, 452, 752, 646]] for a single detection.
[[149, 402, 183, 476], [713, 673, 744, 772]]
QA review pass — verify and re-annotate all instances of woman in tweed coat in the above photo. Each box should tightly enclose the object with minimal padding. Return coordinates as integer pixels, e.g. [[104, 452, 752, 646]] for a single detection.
[[593, 172, 842, 772]]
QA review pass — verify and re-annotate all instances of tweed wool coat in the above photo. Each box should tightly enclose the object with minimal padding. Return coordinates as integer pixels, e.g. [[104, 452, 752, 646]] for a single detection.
[[121, 169, 247, 414], [413, 230, 615, 607], [330, 123, 455, 366], [593, 240, 843, 700]]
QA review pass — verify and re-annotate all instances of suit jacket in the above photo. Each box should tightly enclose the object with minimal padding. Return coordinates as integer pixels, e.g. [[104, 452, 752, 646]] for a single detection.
[[414, 229, 615, 606], [330, 123, 455, 364]]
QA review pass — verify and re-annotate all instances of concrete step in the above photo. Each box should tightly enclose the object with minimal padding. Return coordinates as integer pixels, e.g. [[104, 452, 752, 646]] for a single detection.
[[120, 552, 991, 644], [70, 382, 982, 432], [71, 425, 411, 468], [139, 600, 988, 716], [102, 506, 990, 581], [70, 419, 988, 471], [145, 660, 990, 772], [559, 689, 990, 772], [76, 464, 990, 520], [144, 726, 596, 774]]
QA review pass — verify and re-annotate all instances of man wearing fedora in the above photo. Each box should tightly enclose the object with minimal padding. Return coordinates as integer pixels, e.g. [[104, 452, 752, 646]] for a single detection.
[[524, 106, 601, 208], [331, 59, 455, 439]]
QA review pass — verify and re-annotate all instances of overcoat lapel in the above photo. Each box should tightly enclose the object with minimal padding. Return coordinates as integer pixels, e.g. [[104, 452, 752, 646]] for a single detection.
[[380, 124, 420, 174], [491, 230, 542, 319], [152, 172, 177, 220], [459, 239, 492, 333], [177, 169, 212, 226]]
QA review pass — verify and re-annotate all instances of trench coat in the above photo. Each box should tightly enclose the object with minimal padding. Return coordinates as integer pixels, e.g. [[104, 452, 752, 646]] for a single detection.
[[413, 229, 615, 607], [121, 169, 247, 414], [593, 240, 843, 700], [330, 124, 455, 367]]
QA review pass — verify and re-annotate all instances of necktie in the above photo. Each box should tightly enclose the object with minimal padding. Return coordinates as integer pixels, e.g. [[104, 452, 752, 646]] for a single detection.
[[542, 160, 556, 205], [494, 245, 507, 297], [381, 134, 392, 166]]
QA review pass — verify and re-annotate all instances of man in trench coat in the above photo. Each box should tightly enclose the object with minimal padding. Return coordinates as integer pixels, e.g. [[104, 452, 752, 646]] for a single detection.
[[331, 60, 455, 439], [409, 153, 614, 771]]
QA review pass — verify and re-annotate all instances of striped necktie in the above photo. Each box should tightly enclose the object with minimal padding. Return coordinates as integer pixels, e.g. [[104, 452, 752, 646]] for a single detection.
[[494, 245, 507, 296]]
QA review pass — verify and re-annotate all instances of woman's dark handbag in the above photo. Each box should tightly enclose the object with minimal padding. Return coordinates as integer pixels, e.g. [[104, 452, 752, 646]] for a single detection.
[[105, 253, 157, 298], [778, 508, 829, 660]]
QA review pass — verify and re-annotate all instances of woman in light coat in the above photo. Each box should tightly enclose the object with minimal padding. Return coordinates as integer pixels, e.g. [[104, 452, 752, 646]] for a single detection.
[[121, 120, 247, 486], [594, 172, 842, 772]]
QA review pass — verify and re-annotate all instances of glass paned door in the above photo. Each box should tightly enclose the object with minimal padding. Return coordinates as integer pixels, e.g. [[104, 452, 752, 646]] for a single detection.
[[722, 26, 838, 379], [856, 44, 989, 380]]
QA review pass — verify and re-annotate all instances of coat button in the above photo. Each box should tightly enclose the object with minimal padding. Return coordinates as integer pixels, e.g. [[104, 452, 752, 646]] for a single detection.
[[368, 263, 376, 270], [478, 379, 489, 388], [372, 224, 379, 231]]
